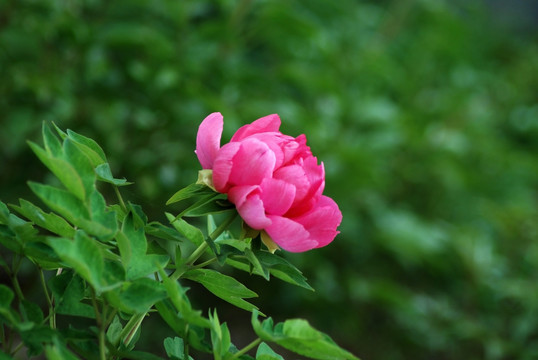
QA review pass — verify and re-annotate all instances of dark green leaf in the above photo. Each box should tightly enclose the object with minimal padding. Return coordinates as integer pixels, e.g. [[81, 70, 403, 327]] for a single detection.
[[48, 270, 95, 318], [145, 221, 183, 242], [20, 300, 44, 324], [182, 269, 259, 312], [44, 336, 80, 360], [166, 183, 211, 205], [118, 278, 167, 313]]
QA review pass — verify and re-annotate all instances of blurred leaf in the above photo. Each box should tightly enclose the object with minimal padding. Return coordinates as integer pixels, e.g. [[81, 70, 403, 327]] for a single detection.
[[256, 342, 284, 360], [95, 163, 132, 186], [44, 336, 80, 360], [183, 268, 259, 312], [20, 299, 44, 324], [164, 337, 189, 360]]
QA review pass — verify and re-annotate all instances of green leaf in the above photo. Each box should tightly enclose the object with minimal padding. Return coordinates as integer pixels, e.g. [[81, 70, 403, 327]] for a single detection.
[[182, 269, 259, 312], [118, 278, 167, 313], [95, 163, 132, 186], [45, 336, 80, 360], [48, 271, 95, 318], [42, 122, 63, 157], [63, 138, 96, 199], [209, 310, 231, 360], [117, 214, 169, 280], [166, 213, 205, 247], [256, 342, 284, 360], [28, 182, 90, 225], [11, 199, 75, 238], [20, 300, 44, 324], [20, 326, 56, 357], [158, 267, 211, 328], [106, 315, 123, 346], [0, 284, 18, 325], [182, 193, 233, 217], [166, 183, 211, 205], [145, 221, 183, 242], [164, 337, 185, 360], [251, 312, 360, 360], [48, 231, 124, 293], [28, 141, 88, 201], [66, 128, 107, 165], [80, 189, 118, 241]]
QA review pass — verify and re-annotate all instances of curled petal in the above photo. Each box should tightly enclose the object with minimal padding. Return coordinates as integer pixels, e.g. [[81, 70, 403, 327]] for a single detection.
[[195, 112, 223, 169], [231, 114, 281, 142], [228, 186, 271, 229], [212, 142, 241, 192], [228, 138, 276, 186], [265, 215, 318, 252], [293, 196, 342, 249], [260, 178, 296, 216]]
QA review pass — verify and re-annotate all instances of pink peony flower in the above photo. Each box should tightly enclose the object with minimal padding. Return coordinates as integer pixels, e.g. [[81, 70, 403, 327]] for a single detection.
[[195, 112, 342, 252]]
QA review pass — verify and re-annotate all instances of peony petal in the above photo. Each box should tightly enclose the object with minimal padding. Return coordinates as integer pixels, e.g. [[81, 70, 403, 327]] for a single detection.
[[212, 142, 241, 192], [195, 112, 223, 169], [228, 138, 276, 186], [265, 215, 317, 252], [260, 178, 296, 216], [230, 114, 281, 142], [229, 186, 271, 229], [273, 164, 310, 202], [293, 196, 342, 249]]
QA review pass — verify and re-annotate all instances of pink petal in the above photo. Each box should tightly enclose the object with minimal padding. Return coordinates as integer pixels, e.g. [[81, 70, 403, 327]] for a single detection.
[[293, 196, 342, 249], [228, 138, 276, 186], [228, 185, 271, 229], [212, 142, 241, 192], [230, 114, 281, 142], [260, 178, 296, 216], [265, 215, 317, 252], [273, 164, 310, 202], [195, 112, 223, 169]]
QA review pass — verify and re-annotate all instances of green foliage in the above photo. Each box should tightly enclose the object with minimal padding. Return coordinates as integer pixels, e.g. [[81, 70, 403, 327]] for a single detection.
[[2, 1, 538, 359], [0, 125, 355, 359]]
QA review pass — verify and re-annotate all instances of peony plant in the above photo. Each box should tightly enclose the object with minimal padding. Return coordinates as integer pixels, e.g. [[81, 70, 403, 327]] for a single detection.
[[0, 117, 356, 360]]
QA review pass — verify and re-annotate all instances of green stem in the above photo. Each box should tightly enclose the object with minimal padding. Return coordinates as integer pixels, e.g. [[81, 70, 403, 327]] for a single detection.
[[114, 186, 127, 213], [192, 257, 217, 269], [119, 313, 146, 347], [230, 338, 262, 359], [10, 256, 24, 301], [39, 268, 55, 328], [185, 242, 209, 266]]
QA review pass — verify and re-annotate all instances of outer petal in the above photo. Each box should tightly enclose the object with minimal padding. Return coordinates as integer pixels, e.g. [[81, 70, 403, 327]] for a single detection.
[[293, 196, 342, 249], [230, 114, 281, 142], [228, 138, 276, 186], [260, 178, 296, 216], [195, 112, 223, 169], [212, 142, 241, 192], [265, 215, 318, 252], [228, 185, 271, 229]]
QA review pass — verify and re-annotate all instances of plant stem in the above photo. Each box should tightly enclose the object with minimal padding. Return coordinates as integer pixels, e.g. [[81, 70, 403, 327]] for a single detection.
[[119, 313, 146, 347], [230, 338, 262, 359], [114, 185, 127, 213], [39, 268, 56, 328], [185, 242, 209, 266]]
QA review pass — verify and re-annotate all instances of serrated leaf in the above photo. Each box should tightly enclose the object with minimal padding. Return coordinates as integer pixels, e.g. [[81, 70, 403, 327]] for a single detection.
[[183, 268, 259, 312], [11, 199, 75, 238], [28, 182, 90, 225], [95, 163, 132, 186]]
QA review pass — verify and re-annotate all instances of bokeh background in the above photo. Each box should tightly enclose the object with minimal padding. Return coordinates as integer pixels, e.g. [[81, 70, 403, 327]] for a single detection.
[[2, 0, 538, 359]]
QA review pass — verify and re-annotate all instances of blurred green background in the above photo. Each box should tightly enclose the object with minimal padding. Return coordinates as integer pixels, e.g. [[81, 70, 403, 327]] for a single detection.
[[2, 0, 538, 359]]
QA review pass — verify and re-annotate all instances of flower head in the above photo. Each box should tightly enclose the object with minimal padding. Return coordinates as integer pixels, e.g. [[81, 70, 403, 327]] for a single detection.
[[195, 112, 342, 252]]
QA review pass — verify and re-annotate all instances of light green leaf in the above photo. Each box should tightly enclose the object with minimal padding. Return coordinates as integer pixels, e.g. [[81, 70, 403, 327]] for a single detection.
[[63, 138, 96, 198], [44, 336, 80, 360], [28, 182, 90, 225], [42, 122, 63, 157], [11, 199, 75, 238], [209, 310, 231, 360], [66, 128, 107, 165], [256, 342, 284, 360], [182, 268, 259, 312], [164, 337, 185, 360], [106, 316, 123, 346], [166, 213, 204, 247], [95, 163, 132, 186]]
